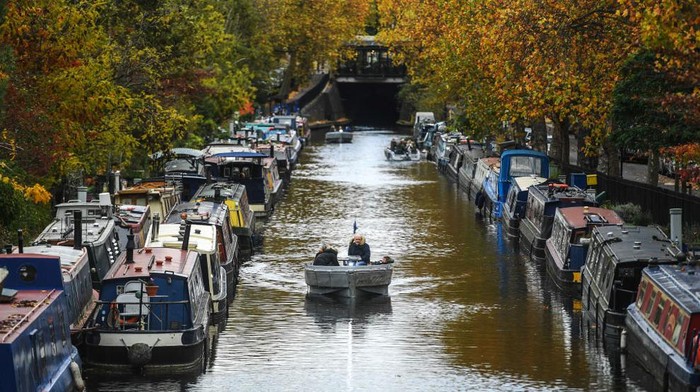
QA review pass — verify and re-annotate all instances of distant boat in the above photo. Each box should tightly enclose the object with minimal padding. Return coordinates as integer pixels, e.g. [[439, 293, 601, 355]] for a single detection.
[[325, 128, 353, 143], [0, 258, 86, 392], [305, 256, 393, 298]]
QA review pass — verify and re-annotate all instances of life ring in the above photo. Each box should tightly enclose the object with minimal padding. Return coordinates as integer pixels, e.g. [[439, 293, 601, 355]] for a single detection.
[[106, 301, 138, 329]]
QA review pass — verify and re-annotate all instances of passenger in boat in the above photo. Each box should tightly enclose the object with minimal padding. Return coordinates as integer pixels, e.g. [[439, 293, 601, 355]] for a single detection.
[[313, 244, 339, 266], [348, 234, 371, 264]]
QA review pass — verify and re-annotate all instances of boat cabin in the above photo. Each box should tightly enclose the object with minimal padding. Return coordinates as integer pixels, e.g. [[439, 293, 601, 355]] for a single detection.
[[502, 176, 550, 239], [544, 206, 624, 294], [625, 264, 700, 389], [114, 180, 181, 224], [581, 225, 682, 339]]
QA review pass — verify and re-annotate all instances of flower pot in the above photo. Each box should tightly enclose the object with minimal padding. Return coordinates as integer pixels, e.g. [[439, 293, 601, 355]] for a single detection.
[[146, 285, 158, 296]]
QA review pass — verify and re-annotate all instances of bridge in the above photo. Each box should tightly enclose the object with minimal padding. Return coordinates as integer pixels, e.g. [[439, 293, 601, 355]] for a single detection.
[[335, 36, 407, 84]]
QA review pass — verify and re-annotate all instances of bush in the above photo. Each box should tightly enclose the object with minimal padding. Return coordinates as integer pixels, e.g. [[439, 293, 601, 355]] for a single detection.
[[606, 202, 654, 226]]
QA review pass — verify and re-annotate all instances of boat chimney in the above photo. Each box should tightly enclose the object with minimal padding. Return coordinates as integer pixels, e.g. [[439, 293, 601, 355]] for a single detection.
[[73, 210, 83, 250], [670, 208, 683, 251], [277, 133, 281, 142], [17, 229, 23, 254], [181, 223, 192, 250], [270, 146, 274, 158], [214, 187, 221, 201], [125, 230, 135, 264], [112, 170, 121, 194], [151, 212, 160, 241], [77, 186, 88, 202]]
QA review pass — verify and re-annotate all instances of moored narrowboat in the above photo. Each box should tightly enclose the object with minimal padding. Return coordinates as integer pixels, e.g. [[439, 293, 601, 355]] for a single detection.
[[191, 182, 259, 260], [519, 182, 597, 260], [625, 264, 700, 391], [502, 176, 551, 239], [114, 180, 181, 224], [544, 206, 624, 295], [581, 225, 682, 339], [84, 245, 211, 375], [0, 263, 86, 392], [204, 150, 273, 219], [160, 200, 239, 304], [477, 149, 549, 220], [445, 141, 484, 184], [466, 157, 500, 201], [32, 192, 121, 290]]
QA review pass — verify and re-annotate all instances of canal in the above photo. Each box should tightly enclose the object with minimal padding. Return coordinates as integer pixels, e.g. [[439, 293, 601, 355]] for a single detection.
[[87, 125, 645, 391]]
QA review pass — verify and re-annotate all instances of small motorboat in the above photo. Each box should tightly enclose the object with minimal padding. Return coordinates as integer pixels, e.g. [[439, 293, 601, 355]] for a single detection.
[[304, 255, 393, 297], [325, 127, 353, 143], [384, 147, 421, 161]]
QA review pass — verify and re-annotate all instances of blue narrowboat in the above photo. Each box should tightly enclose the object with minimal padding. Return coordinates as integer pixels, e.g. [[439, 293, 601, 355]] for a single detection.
[[84, 243, 211, 375], [544, 206, 624, 295], [0, 254, 86, 392], [501, 175, 550, 238], [625, 264, 700, 391], [477, 149, 549, 220]]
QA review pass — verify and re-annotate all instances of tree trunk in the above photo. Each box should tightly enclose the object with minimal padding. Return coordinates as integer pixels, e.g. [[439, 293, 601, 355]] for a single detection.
[[647, 149, 659, 186], [531, 117, 547, 154]]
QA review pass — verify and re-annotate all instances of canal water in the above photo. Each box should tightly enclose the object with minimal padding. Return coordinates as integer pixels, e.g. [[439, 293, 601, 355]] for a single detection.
[[87, 126, 646, 391]]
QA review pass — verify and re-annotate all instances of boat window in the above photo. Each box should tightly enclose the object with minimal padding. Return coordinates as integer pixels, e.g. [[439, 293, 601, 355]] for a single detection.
[[645, 289, 657, 317], [654, 297, 666, 327], [672, 312, 685, 347], [199, 254, 212, 291], [636, 279, 647, 309]]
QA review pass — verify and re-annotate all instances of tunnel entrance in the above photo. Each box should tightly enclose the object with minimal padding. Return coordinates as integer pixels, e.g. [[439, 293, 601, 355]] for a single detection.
[[337, 82, 402, 125]]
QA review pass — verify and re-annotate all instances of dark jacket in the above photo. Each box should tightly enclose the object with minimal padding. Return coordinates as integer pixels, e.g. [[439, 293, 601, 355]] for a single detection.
[[313, 248, 339, 266], [348, 242, 371, 263]]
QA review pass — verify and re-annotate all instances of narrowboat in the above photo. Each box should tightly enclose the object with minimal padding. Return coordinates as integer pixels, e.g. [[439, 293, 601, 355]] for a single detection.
[[462, 156, 500, 201], [305, 255, 393, 298], [32, 191, 121, 290], [0, 261, 85, 392], [581, 225, 682, 339], [84, 244, 211, 375], [625, 264, 700, 391], [431, 131, 466, 170], [477, 149, 550, 220], [191, 182, 259, 260], [204, 150, 273, 219], [114, 204, 151, 249], [259, 123, 302, 166], [519, 182, 597, 260], [158, 200, 239, 304], [262, 155, 284, 207], [271, 114, 310, 144], [159, 148, 207, 201], [444, 141, 484, 183], [502, 176, 551, 239], [114, 180, 181, 224], [544, 206, 624, 295], [412, 111, 435, 141], [255, 141, 294, 185]]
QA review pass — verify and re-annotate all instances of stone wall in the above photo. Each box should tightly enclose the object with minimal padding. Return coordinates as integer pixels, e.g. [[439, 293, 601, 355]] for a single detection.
[[301, 80, 345, 123]]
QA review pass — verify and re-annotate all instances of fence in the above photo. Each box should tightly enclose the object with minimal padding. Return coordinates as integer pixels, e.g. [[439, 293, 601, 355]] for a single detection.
[[560, 163, 700, 227]]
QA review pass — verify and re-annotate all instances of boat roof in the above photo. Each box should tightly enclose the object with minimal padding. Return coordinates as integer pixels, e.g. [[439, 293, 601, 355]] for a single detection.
[[0, 289, 63, 344], [34, 209, 116, 246], [116, 180, 177, 194], [530, 182, 597, 203], [18, 246, 88, 274], [146, 222, 217, 253], [115, 204, 150, 230], [512, 175, 549, 190], [104, 247, 199, 281], [165, 201, 229, 227], [151, 148, 204, 160], [212, 151, 269, 159], [591, 225, 681, 263], [644, 264, 700, 314], [478, 157, 501, 168], [556, 206, 624, 229], [192, 182, 247, 202]]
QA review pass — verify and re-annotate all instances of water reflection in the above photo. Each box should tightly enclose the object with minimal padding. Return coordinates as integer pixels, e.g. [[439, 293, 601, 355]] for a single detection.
[[304, 294, 393, 333]]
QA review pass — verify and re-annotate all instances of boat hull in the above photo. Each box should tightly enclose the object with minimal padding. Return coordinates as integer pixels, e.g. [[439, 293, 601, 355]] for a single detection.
[[325, 132, 353, 143], [304, 264, 392, 297]]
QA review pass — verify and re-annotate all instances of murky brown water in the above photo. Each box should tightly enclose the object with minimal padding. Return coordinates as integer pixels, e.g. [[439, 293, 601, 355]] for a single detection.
[[87, 126, 645, 391]]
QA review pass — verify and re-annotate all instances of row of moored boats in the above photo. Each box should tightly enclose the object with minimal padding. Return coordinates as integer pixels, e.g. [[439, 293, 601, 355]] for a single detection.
[[0, 115, 309, 390], [415, 112, 700, 391]]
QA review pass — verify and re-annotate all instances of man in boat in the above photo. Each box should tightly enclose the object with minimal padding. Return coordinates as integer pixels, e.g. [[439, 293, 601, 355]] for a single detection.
[[313, 244, 339, 266], [348, 234, 371, 264]]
